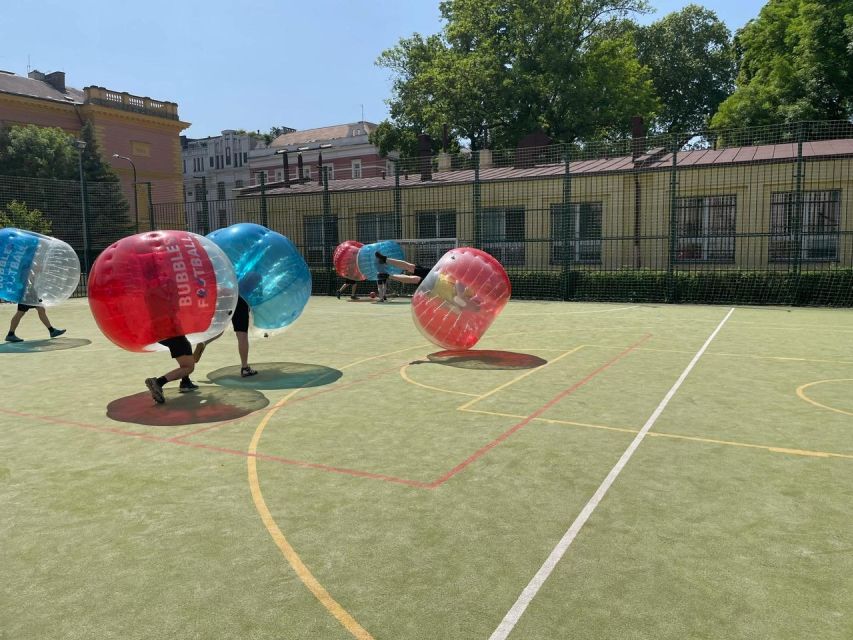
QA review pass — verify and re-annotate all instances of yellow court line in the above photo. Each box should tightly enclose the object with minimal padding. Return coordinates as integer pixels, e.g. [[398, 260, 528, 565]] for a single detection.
[[248, 389, 374, 640], [583, 343, 853, 365], [456, 346, 584, 412], [796, 379, 853, 417], [648, 431, 853, 460], [461, 407, 638, 435], [399, 364, 480, 397]]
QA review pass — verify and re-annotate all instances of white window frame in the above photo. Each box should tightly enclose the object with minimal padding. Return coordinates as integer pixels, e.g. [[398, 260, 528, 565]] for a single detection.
[[351, 159, 362, 179], [550, 202, 603, 265], [674, 195, 736, 263], [770, 190, 841, 262]]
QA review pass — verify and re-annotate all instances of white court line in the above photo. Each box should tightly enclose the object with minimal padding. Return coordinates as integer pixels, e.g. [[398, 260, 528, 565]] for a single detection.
[[500, 305, 638, 317], [488, 307, 735, 640]]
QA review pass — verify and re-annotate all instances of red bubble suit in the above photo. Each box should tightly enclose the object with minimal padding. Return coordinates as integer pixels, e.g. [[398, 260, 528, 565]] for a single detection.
[[333, 240, 365, 280], [88, 231, 239, 352], [411, 248, 511, 350]]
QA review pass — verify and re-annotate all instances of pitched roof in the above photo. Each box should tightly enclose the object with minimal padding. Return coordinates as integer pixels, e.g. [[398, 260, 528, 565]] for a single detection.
[[0, 71, 84, 104], [270, 122, 377, 148]]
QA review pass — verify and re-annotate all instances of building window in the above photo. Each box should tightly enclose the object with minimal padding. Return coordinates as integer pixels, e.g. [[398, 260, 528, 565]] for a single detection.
[[276, 170, 283, 182], [479, 207, 526, 266], [235, 179, 244, 189], [674, 195, 736, 262], [209, 157, 214, 168], [303, 215, 339, 266], [243, 152, 248, 163], [216, 182, 226, 201], [770, 190, 841, 262], [386, 160, 394, 177], [550, 202, 603, 264], [323, 165, 334, 181], [353, 129, 362, 136], [304, 165, 312, 180], [183, 159, 187, 174], [351, 159, 362, 179], [357, 212, 401, 244], [416, 210, 457, 265]]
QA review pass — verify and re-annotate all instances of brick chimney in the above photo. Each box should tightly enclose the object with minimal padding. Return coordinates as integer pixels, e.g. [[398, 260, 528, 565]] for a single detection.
[[45, 71, 66, 92], [27, 70, 46, 81]]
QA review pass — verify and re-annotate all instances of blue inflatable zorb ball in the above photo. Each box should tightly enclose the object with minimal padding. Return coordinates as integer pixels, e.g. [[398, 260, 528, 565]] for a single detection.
[[207, 223, 311, 335], [357, 240, 405, 280], [0, 228, 80, 306]]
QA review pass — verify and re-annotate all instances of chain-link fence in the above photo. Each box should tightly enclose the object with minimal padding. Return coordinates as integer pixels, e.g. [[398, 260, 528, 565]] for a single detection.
[[2, 120, 853, 305]]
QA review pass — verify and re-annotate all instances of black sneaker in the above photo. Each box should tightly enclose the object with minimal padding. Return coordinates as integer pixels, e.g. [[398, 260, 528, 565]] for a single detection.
[[336, 290, 341, 299], [375, 251, 387, 264], [145, 377, 165, 404], [49, 328, 66, 338], [5, 333, 22, 343], [241, 366, 258, 378], [179, 378, 199, 393]]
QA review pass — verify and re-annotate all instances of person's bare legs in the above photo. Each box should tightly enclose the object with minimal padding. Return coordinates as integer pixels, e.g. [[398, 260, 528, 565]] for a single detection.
[[163, 355, 195, 382], [236, 331, 250, 368], [384, 257, 415, 273], [7, 310, 25, 335], [390, 273, 422, 285], [35, 307, 52, 329]]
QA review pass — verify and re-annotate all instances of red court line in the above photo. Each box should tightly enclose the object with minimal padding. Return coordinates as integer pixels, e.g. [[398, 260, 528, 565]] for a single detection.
[[1, 337, 648, 489], [426, 334, 652, 488]]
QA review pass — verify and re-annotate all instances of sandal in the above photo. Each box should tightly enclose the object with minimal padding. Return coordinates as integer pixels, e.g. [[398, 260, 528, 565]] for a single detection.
[[241, 366, 258, 378]]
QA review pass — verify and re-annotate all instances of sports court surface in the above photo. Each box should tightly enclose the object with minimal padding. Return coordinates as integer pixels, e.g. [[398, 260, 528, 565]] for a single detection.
[[2, 297, 852, 639]]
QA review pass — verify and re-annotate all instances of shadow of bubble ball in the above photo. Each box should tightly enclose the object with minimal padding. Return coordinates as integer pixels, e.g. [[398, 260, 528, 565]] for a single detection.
[[106, 385, 270, 427], [207, 362, 343, 390], [425, 350, 547, 371], [0, 337, 92, 354]]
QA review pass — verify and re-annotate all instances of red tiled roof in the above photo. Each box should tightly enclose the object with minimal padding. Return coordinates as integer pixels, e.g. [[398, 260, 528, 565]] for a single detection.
[[270, 122, 377, 147]]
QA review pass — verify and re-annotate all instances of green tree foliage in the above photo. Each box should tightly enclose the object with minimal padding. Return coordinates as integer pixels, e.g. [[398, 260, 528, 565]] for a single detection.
[[711, 0, 853, 130], [0, 200, 52, 234], [377, 0, 659, 151], [635, 4, 735, 133], [0, 125, 78, 178]]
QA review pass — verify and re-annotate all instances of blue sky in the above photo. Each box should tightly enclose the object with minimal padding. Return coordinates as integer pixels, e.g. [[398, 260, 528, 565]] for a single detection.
[[1, 0, 769, 138]]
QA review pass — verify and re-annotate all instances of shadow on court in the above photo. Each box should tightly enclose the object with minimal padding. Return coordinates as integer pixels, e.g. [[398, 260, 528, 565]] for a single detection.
[[421, 350, 547, 370], [206, 362, 343, 390], [106, 385, 270, 426], [0, 337, 92, 354]]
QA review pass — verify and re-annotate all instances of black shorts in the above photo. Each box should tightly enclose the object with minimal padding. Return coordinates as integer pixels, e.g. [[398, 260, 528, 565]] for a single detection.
[[413, 265, 430, 281], [158, 336, 192, 359], [377, 273, 389, 284], [231, 297, 250, 333], [17, 303, 36, 312]]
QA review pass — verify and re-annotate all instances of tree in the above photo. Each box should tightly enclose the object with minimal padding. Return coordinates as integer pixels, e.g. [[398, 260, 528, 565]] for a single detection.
[[0, 124, 78, 179], [635, 5, 735, 134], [377, 0, 659, 152], [0, 200, 52, 234], [711, 0, 853, 130]]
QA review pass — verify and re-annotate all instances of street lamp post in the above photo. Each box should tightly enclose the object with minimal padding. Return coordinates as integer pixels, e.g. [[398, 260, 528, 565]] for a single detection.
[[73, 139, 89, 274], [112, 153, 139, 232]]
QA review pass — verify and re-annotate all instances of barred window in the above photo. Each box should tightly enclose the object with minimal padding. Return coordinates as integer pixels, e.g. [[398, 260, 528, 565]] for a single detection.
[[357, 212, 401, 244], [303, 215, 339, 266], [770, 190, 840, 262], [674, 195, 736, 263], [415, 210, 457, 265], [480, 207, 525, 266], [550, 202, 602, 265]]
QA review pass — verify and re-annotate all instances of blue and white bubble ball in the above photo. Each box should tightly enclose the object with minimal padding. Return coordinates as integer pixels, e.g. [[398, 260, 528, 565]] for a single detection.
[[0, 228, 80, 306], [207, 223, 311, 336]]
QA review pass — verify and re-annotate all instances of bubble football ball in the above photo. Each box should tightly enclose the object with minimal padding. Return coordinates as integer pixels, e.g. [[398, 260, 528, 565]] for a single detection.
[[411, 247, 511, 350], [356, 240, 405, 280], [0, 228, 80, 306], [333, 240, 365, 281], [207, 223, 311, 336], [88, 230, 239, 352]]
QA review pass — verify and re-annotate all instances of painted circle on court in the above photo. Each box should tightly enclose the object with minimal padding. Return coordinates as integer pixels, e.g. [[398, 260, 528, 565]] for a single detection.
[[796, 379, 853, 417]]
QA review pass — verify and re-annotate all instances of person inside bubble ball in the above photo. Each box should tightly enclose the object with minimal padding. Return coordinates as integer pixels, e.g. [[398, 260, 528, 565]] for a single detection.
[[191, 296, 258, 378], [375, 251, 430, 286], [5, 303, 66, 342], [144, 335, 199, 404]]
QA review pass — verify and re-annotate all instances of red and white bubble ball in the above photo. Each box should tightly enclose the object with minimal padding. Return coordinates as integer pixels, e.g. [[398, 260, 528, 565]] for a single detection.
[[88, 230, 239, 352], [411, 247, 511, 350], [332, 240, 365, 281]]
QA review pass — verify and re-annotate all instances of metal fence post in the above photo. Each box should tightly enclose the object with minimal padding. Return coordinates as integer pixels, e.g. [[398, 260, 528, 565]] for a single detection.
[[259, 173, 268, 227], [561, 144, 573, 301], [473, 149, 482, 249], [793, 125, 805, 278], [667, 136, 679, 302], [322, 166, 335, 296], [146, 182, 154, 231]]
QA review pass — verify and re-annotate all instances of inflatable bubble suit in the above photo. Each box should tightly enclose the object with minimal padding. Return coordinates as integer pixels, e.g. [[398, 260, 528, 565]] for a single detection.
[[333, 240, 365, 281], [88, 230, 239, 352], [411, 247, 511, 350], [207, 223, 311, 336], [0, 228, 80, 306], [356, 240, 405, 280]]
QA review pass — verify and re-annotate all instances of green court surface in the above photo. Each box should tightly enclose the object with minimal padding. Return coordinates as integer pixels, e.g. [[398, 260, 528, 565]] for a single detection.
[[1, 297, 852, 639]]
